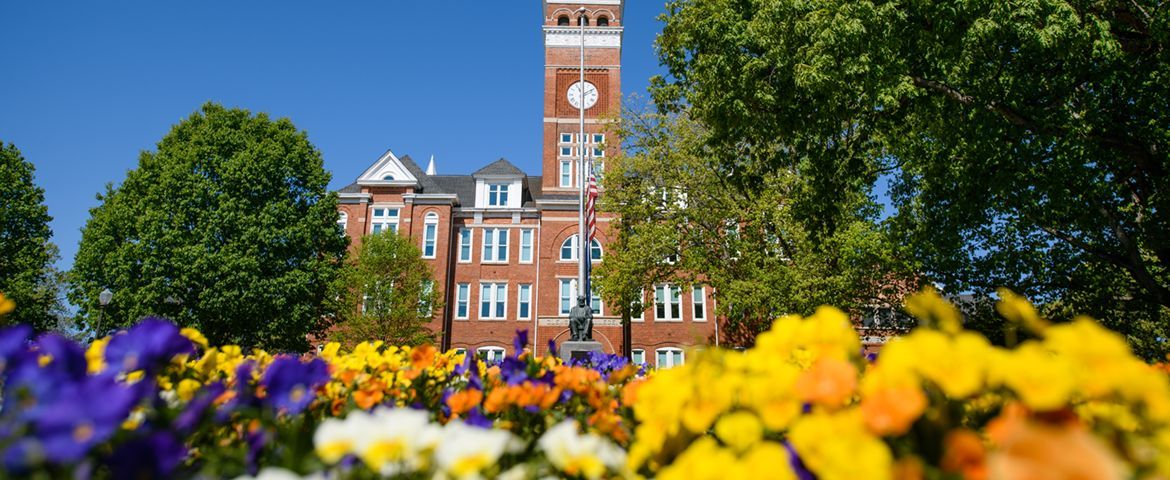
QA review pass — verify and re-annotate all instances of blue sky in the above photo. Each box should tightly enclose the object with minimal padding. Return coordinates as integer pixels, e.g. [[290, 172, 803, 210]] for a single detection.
[[0, 1, 668, 272]]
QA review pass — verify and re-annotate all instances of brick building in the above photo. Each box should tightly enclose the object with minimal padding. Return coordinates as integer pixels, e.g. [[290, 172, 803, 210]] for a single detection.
[[335, 0, 716, 367]]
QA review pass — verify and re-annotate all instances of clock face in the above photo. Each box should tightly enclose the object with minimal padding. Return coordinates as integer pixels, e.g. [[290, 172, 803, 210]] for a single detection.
[[567, 81, 599, 110]]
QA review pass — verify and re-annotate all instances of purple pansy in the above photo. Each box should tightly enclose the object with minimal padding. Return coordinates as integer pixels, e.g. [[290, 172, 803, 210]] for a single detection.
[[34, 375, 144, 464], [175, 381, 226, 433], [259, 356, 329, 415], [106, 431, 187, 478], [103, 318, 194, 375]]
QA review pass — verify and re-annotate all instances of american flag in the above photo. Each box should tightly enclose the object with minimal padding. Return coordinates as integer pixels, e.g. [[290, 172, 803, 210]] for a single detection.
[[584, 159, 599, 296]]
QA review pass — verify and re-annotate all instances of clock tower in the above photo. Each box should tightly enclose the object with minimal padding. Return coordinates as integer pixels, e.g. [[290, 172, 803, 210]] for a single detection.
[[541, 0, 623, 193]]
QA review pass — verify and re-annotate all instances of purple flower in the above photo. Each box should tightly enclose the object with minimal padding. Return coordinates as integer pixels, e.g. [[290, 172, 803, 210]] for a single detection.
[[784, 441, 816, 480], [2, 439, 44, 473], [0, 325, 32, 371], [104, 318, 194, 375], [260, 356, 329, 415], [547, 339, 558, 358], [107, 431, 187, 478], [4, 334, 88, 412], [464, 407, 493, 429], [175, 381, 225, 433], [512, 329, 529, 357], [34, 375, 144, 464]]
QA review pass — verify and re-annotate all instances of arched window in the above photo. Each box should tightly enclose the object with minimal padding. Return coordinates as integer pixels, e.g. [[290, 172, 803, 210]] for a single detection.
[[557, 15, 570, 26], [559, 235, 602, 262], [337, 211, 348, 236], [578, 15, 589, 26], [422, 212, 438, 258], [382, 174, 395, 181], [597, 16, 609, 26]]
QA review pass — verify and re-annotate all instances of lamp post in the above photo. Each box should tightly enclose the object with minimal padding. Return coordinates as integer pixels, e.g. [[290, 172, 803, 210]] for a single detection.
[[577, 6, 588, 299], [97, 288, 113, 337]]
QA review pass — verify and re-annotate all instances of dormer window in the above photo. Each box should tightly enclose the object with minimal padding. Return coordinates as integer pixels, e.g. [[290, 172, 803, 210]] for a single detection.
[[487, 183, 509, 207], [382, 174, 395, 181]]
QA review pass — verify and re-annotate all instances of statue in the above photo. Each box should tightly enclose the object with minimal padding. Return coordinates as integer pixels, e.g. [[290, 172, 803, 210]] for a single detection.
[[568, 295, 593, 341]]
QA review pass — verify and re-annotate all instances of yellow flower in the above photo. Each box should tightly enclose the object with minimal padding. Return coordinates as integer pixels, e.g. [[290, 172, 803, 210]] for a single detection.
[[892, 330, 990, 399], [995, 289, 1049, 334], [788, 410, 893, 480], [0, 293, 14, 316], [180, 327, 209, 349], [904, 287, 962, 334], [714, 411, 763, 452], [86, 337, 109, 374], [177, 379, 202, 402], [794, 358, 858, 408], [1000, 342, 1076, 411]]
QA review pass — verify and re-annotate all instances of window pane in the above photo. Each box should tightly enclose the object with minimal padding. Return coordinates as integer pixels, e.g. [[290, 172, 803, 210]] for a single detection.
[[480, 285, 491, 317], [520, 230, 532, 262], [423, 224, 437, 257], [673, 351, 683, 366], [560, 280, 572, 315], [483, 229, 495, 261], [495, 285, 506, 318], [657, 350, 667, 367], [593, 134, 604, 143], [590, 239, 601, 261], [632, 350, 644, 365], [497, 230, 508, 260], [459, 229, 471, 261]]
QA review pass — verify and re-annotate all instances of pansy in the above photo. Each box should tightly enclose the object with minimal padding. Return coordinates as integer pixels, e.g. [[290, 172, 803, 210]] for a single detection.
[[259, 356, 329, 415], [104, 318, 195, 375]]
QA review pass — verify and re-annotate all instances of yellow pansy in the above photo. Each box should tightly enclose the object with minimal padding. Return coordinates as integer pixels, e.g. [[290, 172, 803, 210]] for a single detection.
[[714, 411, 763, 452], [904, 287, 962, 334], [86, 336, 109, 374], [180, 327, 209, 349]]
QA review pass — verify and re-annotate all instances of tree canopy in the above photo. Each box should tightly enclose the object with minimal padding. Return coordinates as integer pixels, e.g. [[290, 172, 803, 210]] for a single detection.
[[652, 0, 1170, 353], [596, 106, 913, 345], [0, 141, 61, 330], [69, 103, 348, 351], [328, 232, 441, 348]]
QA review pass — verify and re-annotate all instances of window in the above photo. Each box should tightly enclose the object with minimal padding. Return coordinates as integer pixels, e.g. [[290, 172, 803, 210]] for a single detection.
[[656, 348, 684, 368], [655, 285, 682, 320], [454, 348, 467, 356], [480, 283, 507, 319], [560, 160, 572, 187], [456, 284, 470, 319], [478, 346, 506, 363], [419, 280, 435, 316], [557, 15, 570, 26], [559, 235, 602, 262], [422, 212, 438, 258], [631, 349, 645, 365], [560, 133, 573, 144], [578, 15, 589, 26], [693, 286, 706, 321], [518, 284, 532, 319], [458, 229, 472, 262], [382, 174, 395, 181], [592, 147, 605, 158], [371, 208, 400, 234], [560, 147, 573, 157], [558, 279, 601, 316], [487, 183, 509, 207], [519, 229, 534, 263], [482, 228, 508, 262], [597, 16, 609, 26], [592, 133, 604, 144], [337, 211, 348, 235]]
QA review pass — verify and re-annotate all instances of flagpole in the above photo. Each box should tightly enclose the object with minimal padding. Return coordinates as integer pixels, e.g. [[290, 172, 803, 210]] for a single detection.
[[577, 8, 588, 299]]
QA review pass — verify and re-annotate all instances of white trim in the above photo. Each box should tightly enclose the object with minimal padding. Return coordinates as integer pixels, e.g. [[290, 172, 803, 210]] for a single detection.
[[356, 150, 420, 186], [518, 284, 532, 320], [655, 348, 685, 368], [631, 349, 646, 365], [457, 228, 473, 263], [481, 228, 510, 263], [654, 284, 683, 321], [478, 283, 508, 320], [421, 212, 439, 259], [519, 229, 535, 264], [477, 346, 507, 363], [692, 285, 707, 322], [455, 283, 470, 320]]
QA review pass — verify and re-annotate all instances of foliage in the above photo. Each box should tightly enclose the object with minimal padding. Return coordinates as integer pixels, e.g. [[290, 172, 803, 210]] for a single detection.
[[68, 103, 348, 351], [597, 105, 914, 346], [329, 232, 442, 348], [651, 0, 1170, 355], [0, 141, 62, 330], [2, 290, 1168, 478]]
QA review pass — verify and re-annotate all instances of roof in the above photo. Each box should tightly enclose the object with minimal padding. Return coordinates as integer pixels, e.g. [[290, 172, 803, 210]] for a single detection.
[[338, 182, 361, 194], [429, 175, 477, 206], [472, 158, 526, 178], [398, 154, 441, 192]]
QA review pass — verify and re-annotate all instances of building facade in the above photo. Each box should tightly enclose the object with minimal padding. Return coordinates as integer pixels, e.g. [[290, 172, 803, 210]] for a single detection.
[[336, 0, 716, 367]]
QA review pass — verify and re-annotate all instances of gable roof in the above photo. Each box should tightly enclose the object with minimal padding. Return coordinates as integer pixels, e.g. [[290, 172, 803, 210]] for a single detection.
[[356, 150, 421, 186], [472, 158, 526, 178]]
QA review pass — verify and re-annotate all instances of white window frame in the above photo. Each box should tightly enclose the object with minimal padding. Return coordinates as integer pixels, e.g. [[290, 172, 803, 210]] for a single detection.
[[422, 212, 439, 259], [370, 207, 400, 234], [519, 229, 534, 263], [655, 284, 683, 321], [558, 278, 601, 316], [487, 183, 509, 207], [455, 283, 470, 319], [478, 346, 506, 363], [560, 160, 573, 187], [337, 211, 348, 236], [692, 285, 706, 322], [631, 349, 645, 365], [454, 347, 468, 356], [458, 229, 473, 263], [591, 133, 605, 144], [559, 146, 574, 157], [482, 228, 509, 263], [559, 235, 602, 262], [592, 147, 605, 158], [518, 284, 532, 320], [560, 133, 574, 144], [656, 348, 684, 368], [479, 283, 507, 320]]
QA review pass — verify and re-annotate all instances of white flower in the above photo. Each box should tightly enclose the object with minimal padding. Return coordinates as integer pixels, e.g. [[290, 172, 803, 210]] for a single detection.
[[357, 407, 435, 476], [433, 421, 517, 480], [313, 417, 356, 464], [537, 420, 626, 480], [232, 467, 317, 480]]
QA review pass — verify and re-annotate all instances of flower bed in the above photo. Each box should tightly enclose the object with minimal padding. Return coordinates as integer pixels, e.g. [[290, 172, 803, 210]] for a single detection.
[[0, 289, 1168, 479]]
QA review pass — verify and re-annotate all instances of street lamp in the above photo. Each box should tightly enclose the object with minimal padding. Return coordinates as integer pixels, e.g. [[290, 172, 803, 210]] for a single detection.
[[97, 288, 113, 337]]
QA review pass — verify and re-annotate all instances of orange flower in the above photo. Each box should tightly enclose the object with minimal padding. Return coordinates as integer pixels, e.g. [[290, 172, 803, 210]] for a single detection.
[[891, 456, 924, 480], [861, 385, 927, 436], [622, 379, 645, 406], [986, 404, 1124, 480], [941, 429, 987, 480], [354, 380, 385, 410], [447, 388, 483, 416], [410, 344, 437, 370], [794, 358, 858, 408], [484, 387, 511, 413]]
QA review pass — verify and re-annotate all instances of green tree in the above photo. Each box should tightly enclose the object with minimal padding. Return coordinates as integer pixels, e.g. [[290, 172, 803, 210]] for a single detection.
[[69, 103, 348, 351], [651, 0, 1170, 355], [0, 141, 61, 330], [329, 232, 440, 348], [596, 106, 913, 346]]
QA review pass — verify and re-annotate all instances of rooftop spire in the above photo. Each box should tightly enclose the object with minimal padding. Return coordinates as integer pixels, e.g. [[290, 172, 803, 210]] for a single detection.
[[426, 155, 437, 175]]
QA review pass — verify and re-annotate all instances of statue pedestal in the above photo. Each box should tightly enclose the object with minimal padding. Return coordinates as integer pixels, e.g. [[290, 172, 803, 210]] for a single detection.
[[560, 341, 604, 363]]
